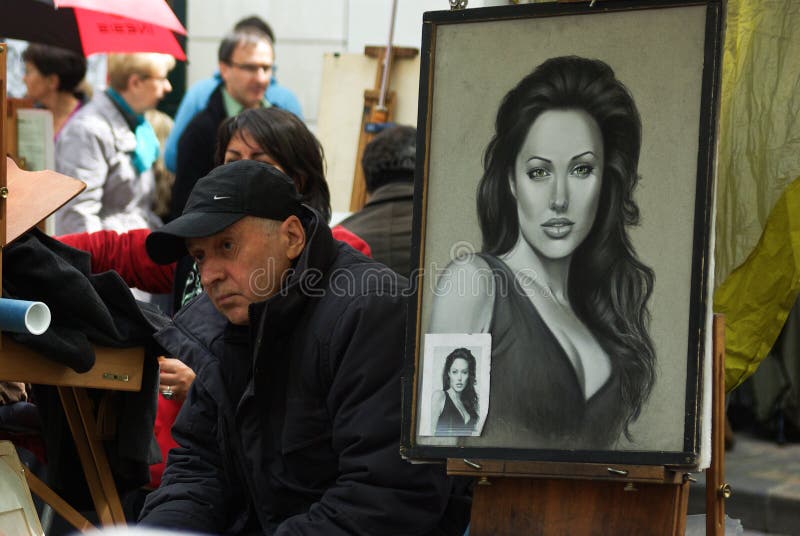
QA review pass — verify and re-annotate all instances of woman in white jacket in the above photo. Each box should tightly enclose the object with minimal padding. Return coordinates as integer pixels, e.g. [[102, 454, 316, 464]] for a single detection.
[[55, 53, 174, 235]]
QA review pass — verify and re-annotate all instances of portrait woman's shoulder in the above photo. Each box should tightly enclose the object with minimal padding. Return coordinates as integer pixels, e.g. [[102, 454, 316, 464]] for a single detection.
[[429, 255, 494, 333]]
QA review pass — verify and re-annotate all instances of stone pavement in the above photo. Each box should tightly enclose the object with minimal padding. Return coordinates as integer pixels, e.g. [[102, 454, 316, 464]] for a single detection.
[[687, 432, 800, 535]]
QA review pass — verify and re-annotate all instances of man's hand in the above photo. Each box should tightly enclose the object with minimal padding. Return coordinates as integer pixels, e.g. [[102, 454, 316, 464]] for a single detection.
[[158, 356, 196, 402]]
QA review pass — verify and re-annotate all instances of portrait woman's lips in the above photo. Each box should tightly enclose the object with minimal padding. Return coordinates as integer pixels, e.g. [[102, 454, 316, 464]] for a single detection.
[[541, 217, 575, 239]]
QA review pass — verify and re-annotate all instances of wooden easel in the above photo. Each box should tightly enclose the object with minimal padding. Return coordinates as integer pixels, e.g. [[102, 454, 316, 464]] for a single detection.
[[349, 45, 418, 211], [348, 0, 418, 211], [448, 314, 728, 535], [0, 43, 144, 532]]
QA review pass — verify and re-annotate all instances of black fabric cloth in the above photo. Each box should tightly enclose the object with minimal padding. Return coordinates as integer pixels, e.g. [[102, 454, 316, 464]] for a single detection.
[[2, 228, 169, 371], [471, 254, 624, 450], [168, 83, 227, 222], [139, 209, 470, 535], [339, 181, 414, 278], [2, 228, 168, 505]]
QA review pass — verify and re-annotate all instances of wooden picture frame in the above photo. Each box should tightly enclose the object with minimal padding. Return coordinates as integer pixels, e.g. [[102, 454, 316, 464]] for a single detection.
[[401, 0, 723, 467]]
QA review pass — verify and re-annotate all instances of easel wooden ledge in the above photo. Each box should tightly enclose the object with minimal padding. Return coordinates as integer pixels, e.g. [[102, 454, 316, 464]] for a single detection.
[[348, 45, 418, 212], [1, 44, 144, 532], [449, 314, 728, 535]]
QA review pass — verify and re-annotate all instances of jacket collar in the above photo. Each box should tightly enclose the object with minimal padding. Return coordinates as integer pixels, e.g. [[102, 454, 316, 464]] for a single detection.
[[365, 181, 414, 207]]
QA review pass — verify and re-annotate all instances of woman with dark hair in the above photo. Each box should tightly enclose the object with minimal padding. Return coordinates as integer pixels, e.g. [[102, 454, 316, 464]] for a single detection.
[[430, 56, 655, 449], [432, 348, 479, 436], [215, 107, 332, 222], [22, 43, 87, 139]]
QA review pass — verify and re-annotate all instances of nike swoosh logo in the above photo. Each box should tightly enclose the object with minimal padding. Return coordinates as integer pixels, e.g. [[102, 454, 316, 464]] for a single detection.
[[213, 195, 231, 200]]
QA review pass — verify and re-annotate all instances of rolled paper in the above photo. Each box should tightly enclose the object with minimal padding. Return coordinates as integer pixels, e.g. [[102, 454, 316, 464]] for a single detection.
[[0, 299, 51, 335]]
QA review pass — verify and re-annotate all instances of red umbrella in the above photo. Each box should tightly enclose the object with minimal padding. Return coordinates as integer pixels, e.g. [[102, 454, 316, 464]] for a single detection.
[[0, 0, 187, 59]]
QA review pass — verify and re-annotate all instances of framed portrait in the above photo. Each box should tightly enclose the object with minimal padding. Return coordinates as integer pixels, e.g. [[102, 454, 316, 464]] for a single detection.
[[400, 0, 723, 466]]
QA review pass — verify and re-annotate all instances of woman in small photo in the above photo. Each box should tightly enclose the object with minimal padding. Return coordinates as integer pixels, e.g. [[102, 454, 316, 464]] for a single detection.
[[430, 56, 656, 449], [432, 348, 479, 436]]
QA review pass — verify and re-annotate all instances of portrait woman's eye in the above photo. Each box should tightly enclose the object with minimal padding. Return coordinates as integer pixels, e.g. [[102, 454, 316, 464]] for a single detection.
[[223, 154, 240, 164], [571, 164, 594, 178], [526, 167, 550, 181]]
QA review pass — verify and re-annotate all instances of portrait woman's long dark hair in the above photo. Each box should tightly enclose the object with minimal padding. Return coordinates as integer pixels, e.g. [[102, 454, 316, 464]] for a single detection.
[[441, 348, 479, 423], [477, 56, 655, 439], [216, 108, 332, 222]]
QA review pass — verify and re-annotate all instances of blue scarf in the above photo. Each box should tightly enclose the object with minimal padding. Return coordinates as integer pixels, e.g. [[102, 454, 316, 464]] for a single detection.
[[106, 89, 160, 174]]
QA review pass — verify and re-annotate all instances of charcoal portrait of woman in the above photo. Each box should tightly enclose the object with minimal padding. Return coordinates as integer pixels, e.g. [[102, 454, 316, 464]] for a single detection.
[[429, 56, 656, 450]]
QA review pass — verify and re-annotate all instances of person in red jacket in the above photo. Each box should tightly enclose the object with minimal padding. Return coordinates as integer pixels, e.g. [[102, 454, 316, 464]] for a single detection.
[[58, 107, 371, 493]]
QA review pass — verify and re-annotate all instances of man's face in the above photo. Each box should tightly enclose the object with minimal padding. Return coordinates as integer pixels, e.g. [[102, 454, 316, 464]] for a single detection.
[[186, 216, 303, 325], [219, 40, 273, 109]]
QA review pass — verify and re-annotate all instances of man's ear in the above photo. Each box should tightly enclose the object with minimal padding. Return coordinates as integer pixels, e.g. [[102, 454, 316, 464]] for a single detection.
[[281, 216, 306, 261], [218, 61, 231, 82]]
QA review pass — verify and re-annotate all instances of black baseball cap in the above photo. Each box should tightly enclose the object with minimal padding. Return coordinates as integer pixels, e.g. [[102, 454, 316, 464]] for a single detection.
[[146, 160, 303, 264]]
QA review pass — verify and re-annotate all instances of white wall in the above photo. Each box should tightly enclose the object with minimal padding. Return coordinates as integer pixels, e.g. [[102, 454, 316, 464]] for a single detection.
[[185, 0, 507, 128]]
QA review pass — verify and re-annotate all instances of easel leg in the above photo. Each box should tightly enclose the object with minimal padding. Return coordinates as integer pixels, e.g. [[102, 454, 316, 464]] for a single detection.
[[58, 386, 126, 526], [25, 469, 95, 532], [706, 314, 727, 535]]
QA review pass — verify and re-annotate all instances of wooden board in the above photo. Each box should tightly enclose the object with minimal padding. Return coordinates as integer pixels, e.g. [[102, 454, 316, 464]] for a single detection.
[[468, 477, 689, 536], [315, 52, 420, 214], [447, 459, 683, 484], [4, 156, 85, 246], [0, 338, 144, 391]]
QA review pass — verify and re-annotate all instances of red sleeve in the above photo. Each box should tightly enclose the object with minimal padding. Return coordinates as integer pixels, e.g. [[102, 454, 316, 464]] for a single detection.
[[331, 225, 372, 257], [57, 229, 176, 294]]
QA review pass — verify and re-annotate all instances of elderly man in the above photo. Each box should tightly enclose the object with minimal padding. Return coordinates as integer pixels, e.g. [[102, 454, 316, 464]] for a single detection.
[[55, 53, 174, 234], [168, 30, 276, 220], [139, 160, 468, 535]]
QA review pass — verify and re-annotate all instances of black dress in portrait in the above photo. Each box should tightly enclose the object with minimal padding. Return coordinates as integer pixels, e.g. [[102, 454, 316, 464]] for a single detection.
[[470, 254, 625, 450], [435, 392, 475, 436]]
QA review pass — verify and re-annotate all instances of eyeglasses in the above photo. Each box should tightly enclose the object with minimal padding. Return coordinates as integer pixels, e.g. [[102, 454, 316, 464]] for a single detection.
[[228, 62, 273, 75], [141, 74, 171, 84]]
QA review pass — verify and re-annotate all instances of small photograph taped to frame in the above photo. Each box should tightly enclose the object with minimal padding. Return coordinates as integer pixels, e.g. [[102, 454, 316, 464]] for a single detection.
[[418, 333, 491, 437]]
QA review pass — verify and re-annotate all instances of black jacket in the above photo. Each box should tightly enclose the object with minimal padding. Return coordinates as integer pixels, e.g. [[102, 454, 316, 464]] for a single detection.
[[169, 83, 227, 221], [339, 182, 414, 278], [139, 211, 468, 535]]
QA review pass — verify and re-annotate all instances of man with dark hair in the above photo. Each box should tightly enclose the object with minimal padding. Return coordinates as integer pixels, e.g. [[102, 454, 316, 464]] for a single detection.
[[340, 125, 417, 277], [169, 30, 276, 220], [162, 15, 301, 175], [139, 160, 468, 535]]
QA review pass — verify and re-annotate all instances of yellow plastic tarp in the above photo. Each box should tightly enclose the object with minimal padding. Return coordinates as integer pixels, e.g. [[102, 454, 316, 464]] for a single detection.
[[715, 1, 800, 285], [715, 176, 800, 392], [714, 1, 800, 390]]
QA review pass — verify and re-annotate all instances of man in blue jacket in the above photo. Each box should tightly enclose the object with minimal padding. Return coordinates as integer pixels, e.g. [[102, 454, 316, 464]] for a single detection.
[[139, 160, 468, 535], [163, 16, 302, 174]]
